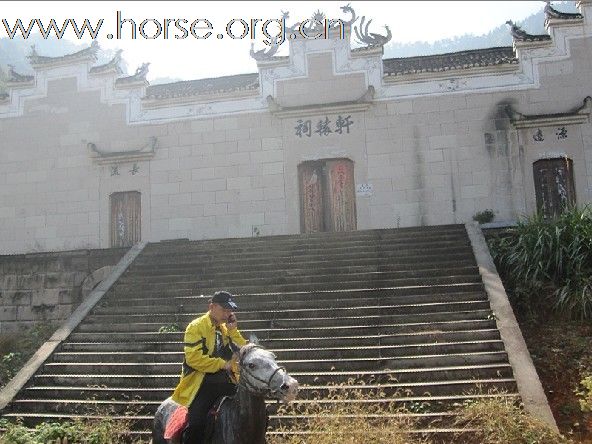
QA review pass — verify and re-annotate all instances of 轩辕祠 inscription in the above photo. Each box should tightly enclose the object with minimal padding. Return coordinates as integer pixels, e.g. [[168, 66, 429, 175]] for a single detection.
[[295, 115, 354, 138]]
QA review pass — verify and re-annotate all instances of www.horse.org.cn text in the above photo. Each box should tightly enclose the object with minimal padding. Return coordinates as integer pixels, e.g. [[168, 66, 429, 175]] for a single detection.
[[1, 11, 347, 45]]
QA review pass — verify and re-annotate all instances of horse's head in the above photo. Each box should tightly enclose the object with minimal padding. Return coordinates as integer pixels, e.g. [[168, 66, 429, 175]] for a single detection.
[[238, 343, 299, 403]]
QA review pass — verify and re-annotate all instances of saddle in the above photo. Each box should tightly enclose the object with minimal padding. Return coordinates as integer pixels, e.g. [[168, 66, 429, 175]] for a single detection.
[[163, 404, 188, 443]]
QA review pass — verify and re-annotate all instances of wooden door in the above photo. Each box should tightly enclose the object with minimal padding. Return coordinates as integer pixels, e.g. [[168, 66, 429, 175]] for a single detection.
[[299, 159, 356, 233], [325, 159, 356, 232], [110, 191, 141, 247], [533, 158, 575, 219], [299, 162, 325, 233]]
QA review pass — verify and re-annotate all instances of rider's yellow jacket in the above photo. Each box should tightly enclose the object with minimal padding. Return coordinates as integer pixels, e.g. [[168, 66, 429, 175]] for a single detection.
[[171, 312, 247, 407]]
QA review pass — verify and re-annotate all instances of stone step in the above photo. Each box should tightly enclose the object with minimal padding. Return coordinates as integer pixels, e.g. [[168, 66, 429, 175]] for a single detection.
[[98, 284, 486, 308], [125, 254, 476, 276], [20, 378, 517, 404], [131, 245, 474, 266], [86, 300, 491, 324], [114, 266, 480, 290], [39, 350, 509, 374], [69, 318, 498, 342], [32, 363, 515, 387], [109, 275, 484, 297], [75, 308, 494, 333], [8, 392, 518, 417], [60, 329, 502, 353], [118, 260, 478, 283], [140, 232, 465, 256], [139, 227, 468, 254], [93, 290, 487, 315], [2, 224, 521, 440], [50, 340, 505, 363], [134, 240, 473, 265]]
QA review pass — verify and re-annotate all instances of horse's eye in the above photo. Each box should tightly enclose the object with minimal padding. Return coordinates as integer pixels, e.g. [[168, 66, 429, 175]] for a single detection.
[[248, 363, 256, 369]]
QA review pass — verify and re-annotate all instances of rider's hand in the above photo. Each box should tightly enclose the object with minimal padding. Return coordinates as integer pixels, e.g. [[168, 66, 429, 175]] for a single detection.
[[226, 313, 238, 330], [223, 360, 234, 372]]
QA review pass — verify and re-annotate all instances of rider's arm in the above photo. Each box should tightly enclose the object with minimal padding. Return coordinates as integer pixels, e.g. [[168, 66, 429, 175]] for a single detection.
[[226, 326, 248, 347], [183, 322, 226, 373]]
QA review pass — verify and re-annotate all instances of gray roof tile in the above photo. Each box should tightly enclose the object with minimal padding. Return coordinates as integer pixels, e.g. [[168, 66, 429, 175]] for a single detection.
[[145, 73, 259, 99], [142, 46, 521, 99], [383, 46, 517, 77]]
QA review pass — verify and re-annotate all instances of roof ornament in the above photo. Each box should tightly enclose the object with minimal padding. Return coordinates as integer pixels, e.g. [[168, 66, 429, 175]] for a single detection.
[[130, 62, 150, 80], [7, 65, 34, 83], [115, 62, 150, 86], [505, 20, 551, 42], [354, 16, 392, 47], [304, 10, 327, 36], [283, 5, 358, 37], [340, 3, 358, 26], [505, 20, 530, 40], [250, 36, 280, 61], [90, 49, 124, 75], [284, 10, 329, 36], [27, 40, 100, 65]]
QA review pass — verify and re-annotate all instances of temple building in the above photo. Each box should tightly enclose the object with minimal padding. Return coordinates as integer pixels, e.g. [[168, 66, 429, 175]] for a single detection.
[[1, 2, 592, 254]]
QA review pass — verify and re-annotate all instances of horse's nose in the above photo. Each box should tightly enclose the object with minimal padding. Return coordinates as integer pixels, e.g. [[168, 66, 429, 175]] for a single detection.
[[281, 383, 289, 391]]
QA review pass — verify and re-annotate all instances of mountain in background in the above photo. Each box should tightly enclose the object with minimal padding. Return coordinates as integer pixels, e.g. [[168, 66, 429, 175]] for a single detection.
[[382, 1, 577, 57], [0, 2, 579, 89]]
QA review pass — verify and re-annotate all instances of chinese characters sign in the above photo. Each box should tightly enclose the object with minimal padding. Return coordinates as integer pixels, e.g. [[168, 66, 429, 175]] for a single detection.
[[532, 127, 569, 142], [295, 115, 354, 138], [110, 163, 140, 177]]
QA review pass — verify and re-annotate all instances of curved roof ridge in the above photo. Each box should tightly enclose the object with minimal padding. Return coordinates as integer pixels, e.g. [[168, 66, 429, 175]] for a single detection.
[[28, 40, 99, 66], [383, 46, 517, 77], [145, 72, 259, 100], [544, 2, 583, 20]]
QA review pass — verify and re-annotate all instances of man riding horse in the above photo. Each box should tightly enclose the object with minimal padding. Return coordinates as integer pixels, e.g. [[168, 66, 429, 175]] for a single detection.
[[171, 290, 247, 444]]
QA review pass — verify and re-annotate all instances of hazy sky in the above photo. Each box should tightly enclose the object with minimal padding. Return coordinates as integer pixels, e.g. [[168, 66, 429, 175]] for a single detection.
[[1, 1, 548, 81]]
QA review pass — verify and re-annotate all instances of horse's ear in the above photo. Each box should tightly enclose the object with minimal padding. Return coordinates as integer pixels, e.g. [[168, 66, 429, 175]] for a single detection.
[[239, 342, 255, 363], [249, 334, 260, 345]]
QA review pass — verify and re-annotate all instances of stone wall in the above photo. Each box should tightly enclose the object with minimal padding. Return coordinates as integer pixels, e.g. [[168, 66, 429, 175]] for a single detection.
[[0, 247, 128, 332], [1, 2, 591, 254]]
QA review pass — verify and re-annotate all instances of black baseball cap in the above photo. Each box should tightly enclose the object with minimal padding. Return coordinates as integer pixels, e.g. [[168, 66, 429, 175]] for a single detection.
[[211, 291, 238, 310]]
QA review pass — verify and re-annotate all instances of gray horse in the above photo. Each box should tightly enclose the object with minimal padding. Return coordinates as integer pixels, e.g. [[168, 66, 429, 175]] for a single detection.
[[153, 343, 299, 444]]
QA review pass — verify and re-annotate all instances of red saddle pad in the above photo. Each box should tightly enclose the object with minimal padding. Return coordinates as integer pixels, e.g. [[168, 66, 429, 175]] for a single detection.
[[164, 405, 189, 440]]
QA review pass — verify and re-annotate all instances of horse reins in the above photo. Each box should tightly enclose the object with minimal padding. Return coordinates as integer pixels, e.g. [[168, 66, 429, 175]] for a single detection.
[[238, 345, 286, 398]]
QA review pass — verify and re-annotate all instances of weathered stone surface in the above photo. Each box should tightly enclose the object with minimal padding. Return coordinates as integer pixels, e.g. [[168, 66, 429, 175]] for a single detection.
[[0, 248, 127, 330]]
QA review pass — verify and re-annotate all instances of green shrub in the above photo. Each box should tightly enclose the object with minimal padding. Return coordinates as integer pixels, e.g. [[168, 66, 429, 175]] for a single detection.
[[0, 416, 145, 443], [473, 209, 495, 224], [577, 375, 592, 413], [158, 323, 182, 333], [488, 205, 592, 319], [0, 322, 56, 388]]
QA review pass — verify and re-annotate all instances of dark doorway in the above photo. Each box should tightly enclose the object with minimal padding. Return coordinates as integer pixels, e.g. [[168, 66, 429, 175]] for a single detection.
[[533, 158, 576, 219]]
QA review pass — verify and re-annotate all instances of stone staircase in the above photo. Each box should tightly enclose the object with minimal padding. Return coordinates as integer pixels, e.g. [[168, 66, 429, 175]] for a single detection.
[[1, 224, 520, 441]]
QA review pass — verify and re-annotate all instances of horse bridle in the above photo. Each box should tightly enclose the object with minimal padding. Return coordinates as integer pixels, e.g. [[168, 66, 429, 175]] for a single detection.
[[238, 345, 287, 398]]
